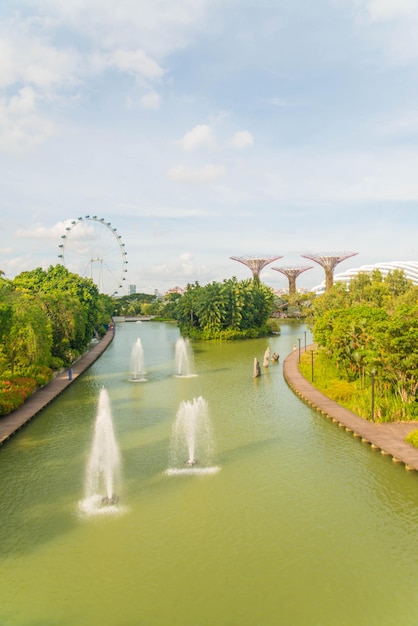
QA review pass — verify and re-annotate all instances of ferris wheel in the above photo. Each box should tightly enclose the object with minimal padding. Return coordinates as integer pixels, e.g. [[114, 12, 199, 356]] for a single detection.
[[58, 216, 128, 295]]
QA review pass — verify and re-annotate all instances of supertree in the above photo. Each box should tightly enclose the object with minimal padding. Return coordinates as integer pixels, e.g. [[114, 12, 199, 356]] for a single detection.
[[271, 266, 313, 295], [301, 252, 358, 292], [230, 255, 283, 283]]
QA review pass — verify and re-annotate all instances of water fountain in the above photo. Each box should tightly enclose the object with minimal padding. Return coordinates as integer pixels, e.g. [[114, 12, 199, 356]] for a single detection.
[[4, 322, 418, 626], [79, 387, 122, 514], [166, 396, 219, 475], [174, 337, 196, 377], [129, 337, 146, 381]]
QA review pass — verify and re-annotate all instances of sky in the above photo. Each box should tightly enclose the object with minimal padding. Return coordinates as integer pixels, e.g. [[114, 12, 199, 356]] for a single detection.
[[1, 0, 418, 295]]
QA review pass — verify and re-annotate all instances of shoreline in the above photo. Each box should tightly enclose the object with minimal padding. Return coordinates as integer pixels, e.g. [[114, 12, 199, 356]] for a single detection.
[[283, 345, 418, 472], [2, 331, 418, 474], [0, 328, 115, 447]]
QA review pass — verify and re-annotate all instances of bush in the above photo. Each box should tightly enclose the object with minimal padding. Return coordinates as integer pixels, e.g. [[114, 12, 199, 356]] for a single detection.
[[0, 376, 38, 416], [49, 356, 64, 371], [266, 318, 281, 334], [405, 429, 418, 448], [25, 365, 54, 386], [298, 348, 418, 422]]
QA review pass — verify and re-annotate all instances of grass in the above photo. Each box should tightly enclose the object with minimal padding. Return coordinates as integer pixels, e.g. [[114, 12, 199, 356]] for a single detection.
[[298, 348, 416, 423]]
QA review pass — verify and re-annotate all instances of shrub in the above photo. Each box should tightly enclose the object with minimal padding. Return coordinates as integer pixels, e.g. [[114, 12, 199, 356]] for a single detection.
[[25, 365, 54, 386], [0, 376, 38, 416], [49, 356, 64, 371], [266, 318, 281, 334], [405, 430, 418, 448]]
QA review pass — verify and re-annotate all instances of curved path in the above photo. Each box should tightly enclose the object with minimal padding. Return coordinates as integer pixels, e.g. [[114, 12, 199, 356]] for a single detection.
[[283, 345, 418, 472], [0, 328, 115, 447], [3, 331, 418, 474]]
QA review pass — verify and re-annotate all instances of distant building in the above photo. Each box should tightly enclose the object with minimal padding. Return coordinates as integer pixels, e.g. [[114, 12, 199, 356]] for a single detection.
[[166, 286, 186, 295], [129, 284, 136, 295], [312, 261, 418, 295]]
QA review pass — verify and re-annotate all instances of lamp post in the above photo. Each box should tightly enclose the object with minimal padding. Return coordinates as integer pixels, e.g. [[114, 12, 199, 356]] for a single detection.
[[298, 338, 301, 363], [304, 330, 307, 352], [310, 349, 315, 383], [371, 370, 375, 423]]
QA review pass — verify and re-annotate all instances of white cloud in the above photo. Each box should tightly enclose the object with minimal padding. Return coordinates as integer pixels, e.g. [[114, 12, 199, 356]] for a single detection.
[[2, 254, 44, 277], [19, 0, 210, 58], [0, 33, 80, 91], [178, 125, 254, 151], [358, 0, 418, 64], [110, 49, 164, 80], [0, 87, 54, 153], [88, 48, 164, 84], [141, 91, 160, 110], [366, 0, 417, 21], [140, 252, 212, 284], [116, 203, 218, 217], [167, 164, 226, 182], [179, 124, 216, 151], [15, 221, 71, 239], [228, 130, 254, 149]]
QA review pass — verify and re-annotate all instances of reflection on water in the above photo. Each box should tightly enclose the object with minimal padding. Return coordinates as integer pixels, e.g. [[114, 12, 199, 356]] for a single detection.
[[1, 321, 418, 626]]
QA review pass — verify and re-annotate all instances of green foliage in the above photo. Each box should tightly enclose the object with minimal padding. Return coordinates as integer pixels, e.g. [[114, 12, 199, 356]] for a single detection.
[[113, 292, 157, 316], [25, 365, 54, 386], [5, 293, 53, 374], [266, 318, 281, 333], [0, 376, 38, 416], [305, 269, 418, 422], [405, 430, 418, 449], [0, 264, 115, 416], [9, 264, 113, 366], [12, 264, 107, 350], [175, 277, 274, 340]]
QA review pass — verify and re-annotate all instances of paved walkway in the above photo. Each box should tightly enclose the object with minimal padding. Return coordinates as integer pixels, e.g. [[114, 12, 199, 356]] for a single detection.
[[0, 329, 115, 446], [283, 346, 418, 472]]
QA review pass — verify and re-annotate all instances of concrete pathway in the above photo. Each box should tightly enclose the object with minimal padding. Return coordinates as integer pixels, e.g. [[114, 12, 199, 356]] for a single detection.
[[3, 331, 418, 474], [283, 346, 418, 472], [0, 329, 115, 446]]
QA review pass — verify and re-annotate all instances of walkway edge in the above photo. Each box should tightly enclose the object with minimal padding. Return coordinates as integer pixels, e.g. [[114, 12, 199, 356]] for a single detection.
[[283, 346, 418, 473], [0, 328, 115, 447]]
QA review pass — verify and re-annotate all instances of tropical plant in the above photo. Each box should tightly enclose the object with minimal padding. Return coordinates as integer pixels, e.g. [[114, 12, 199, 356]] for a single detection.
[[305, 269, 418, 421], [175, 277, 274, 339]]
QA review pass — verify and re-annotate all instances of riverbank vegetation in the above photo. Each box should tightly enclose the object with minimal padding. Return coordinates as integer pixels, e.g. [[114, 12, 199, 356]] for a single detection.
[[174, 277, 275, 339], [4, 259, 418, 431], [0, 265, 114, 415], [301, 268, 418, 423]]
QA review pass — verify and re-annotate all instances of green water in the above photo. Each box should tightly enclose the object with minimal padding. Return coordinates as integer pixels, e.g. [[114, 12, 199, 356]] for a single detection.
[[1, 321, 418, 626]]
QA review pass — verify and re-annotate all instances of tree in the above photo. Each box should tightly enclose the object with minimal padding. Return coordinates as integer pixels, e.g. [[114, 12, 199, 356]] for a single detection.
[[175, 278, 274, 339], [38, 292, 86, 364], [14, 265, 100, 341], [12, 264, 112, 365], [377, 305, 418, 414], [308, 267, 418, 420], [5, 294, 52, 374]]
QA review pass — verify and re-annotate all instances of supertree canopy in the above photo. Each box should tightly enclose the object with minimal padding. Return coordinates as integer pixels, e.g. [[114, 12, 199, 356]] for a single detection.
[[271, 266, 313, 295], [230, 255, 283, 282], [301, 252, 358, 291]]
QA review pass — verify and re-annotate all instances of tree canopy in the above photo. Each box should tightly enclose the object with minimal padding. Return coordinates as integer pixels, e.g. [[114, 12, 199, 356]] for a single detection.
[[175, 277, 275, 339], [1, 265, 114, 375], [308, 270, 418, 420]]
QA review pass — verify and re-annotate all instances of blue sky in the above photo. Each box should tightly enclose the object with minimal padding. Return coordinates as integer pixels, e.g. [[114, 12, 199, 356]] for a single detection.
[[1, 0, 418, 294]]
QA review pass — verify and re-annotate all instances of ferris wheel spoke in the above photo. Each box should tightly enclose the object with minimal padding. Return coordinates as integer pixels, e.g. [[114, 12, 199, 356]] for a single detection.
[[58, 216, 128, 295]]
